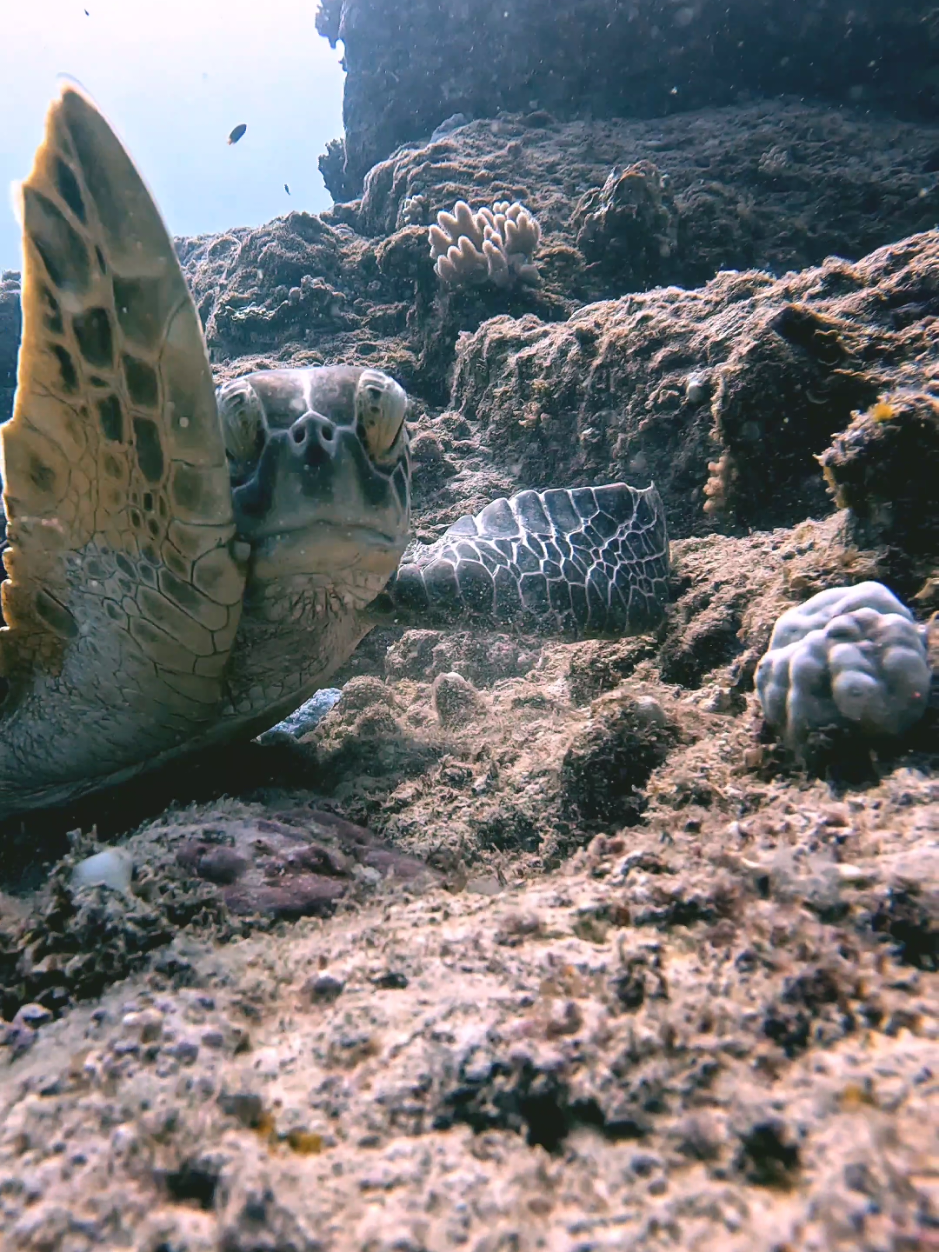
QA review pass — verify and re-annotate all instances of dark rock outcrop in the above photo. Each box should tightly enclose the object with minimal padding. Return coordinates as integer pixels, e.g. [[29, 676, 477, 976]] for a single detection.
[[326, 101, 939, 399], [317, 0, 939, 199], [821, 391, 939, 560], [0, 273, 20, 431], [446, 230, 939, 551], [335, 102, 939, 284], [3, 103, 938, 425]]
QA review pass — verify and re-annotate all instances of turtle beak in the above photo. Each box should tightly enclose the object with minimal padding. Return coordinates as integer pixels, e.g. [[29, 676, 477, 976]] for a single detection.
[[355, 369, 408, 464]]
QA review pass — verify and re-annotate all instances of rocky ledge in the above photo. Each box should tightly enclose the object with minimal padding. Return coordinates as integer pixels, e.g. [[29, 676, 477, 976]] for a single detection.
[[316, 0, 939, 199]]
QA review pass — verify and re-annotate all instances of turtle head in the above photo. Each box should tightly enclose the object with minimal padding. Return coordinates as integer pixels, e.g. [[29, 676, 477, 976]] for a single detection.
[[218, 366, 411, 602]]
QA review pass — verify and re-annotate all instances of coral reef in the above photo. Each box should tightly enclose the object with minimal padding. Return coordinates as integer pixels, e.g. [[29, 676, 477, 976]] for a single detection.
[[1, 67, 939, 1251], [335, 102, 939, 290], [5, 101, 938, 424], [429, 199, 541, 289]]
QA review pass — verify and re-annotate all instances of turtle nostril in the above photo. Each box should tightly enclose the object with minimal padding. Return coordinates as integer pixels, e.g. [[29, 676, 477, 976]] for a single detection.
[[321, 421, 335, 440], [292, 425, 305, 444]]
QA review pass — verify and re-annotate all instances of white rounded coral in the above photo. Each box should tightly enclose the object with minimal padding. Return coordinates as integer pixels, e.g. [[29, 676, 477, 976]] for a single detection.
[[756, 582, 932, 749]]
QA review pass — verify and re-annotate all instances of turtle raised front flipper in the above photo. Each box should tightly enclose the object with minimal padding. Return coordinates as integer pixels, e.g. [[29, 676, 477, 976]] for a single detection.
[[383, 482, 669, 636], [0, 86, 245, 815]]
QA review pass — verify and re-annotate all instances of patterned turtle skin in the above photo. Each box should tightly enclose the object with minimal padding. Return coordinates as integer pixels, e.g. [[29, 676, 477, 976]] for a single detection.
[[383, 482, 668, 635], [0, 86, 670, 820]]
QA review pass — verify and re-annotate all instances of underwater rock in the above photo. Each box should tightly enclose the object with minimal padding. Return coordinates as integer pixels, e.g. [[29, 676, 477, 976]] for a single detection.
[[180, 213, 353, 358], [3, 104, 939, 427], [431, 112, 469, 141], [339, 102, 939, 289], [0, 272, 20, 429], [175, 810, 436, 920], [820, 392, 939, 562], [704, 303, 879, 530], [560, 691, 677, 828], [432, 670, 486, 727], [572, 160, 678, 289], [451, 231, 939, 542], [317, 0, 939, 200]]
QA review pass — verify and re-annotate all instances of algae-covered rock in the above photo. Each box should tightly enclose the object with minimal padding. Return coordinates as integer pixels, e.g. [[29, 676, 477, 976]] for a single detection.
[[451, 232, 939, 541], [821, 392, 939, 561], [318, 0, 939, 199]]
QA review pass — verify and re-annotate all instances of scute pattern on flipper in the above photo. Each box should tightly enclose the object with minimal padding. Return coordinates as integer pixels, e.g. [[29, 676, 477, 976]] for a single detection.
[[388, 483, 669, 635], [0, 86, 246, 809]]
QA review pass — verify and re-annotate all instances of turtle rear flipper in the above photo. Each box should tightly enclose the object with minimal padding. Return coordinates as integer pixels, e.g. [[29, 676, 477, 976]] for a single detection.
[[0, 86, 245, 812], [383, 482, 669, 636]]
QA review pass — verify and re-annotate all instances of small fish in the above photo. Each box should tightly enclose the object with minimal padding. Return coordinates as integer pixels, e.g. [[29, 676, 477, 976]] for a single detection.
[[284, 183, 291, 195], [228, 123, 247, 145]]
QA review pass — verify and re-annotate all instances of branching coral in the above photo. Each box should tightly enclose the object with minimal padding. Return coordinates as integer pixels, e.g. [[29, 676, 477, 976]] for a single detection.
[[428, 200, 541, 289]]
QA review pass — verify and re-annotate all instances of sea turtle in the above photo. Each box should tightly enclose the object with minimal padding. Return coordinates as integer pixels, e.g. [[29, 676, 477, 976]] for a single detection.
[[0, 86, 669, 821]]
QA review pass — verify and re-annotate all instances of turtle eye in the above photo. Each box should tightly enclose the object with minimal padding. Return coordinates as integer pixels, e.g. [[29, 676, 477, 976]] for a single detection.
[[217, 378, 267, 478], [355, 369, 408, 465]]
